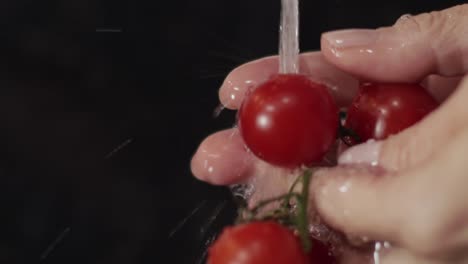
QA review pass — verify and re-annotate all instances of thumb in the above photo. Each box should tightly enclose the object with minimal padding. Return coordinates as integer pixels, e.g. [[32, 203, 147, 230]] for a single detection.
[[321, 4, 468, 82]]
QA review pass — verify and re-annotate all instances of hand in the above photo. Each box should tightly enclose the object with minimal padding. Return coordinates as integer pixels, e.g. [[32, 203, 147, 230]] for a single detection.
[[191, 4, 467, 263], [191, 52, 360, 203], [312, 4, 468, 264]]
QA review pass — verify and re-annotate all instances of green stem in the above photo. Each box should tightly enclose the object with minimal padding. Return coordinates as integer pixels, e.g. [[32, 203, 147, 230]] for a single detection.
[[236, 169, 315, 253], [251, 193, 301, 214], [296, 170, 312, 252]]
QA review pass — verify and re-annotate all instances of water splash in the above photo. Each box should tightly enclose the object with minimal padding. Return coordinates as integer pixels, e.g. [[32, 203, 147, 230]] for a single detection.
[[279, 0, 300, 74], [199, 201, 228, 237], [105, 138, 133, 159], [309, 223, 332, 242], [212, 104, 225, 118], [40, 227, 71, 261], [396, 13, 413, 23], [230, 183, 255, 201], [168, 201, 208, 239]]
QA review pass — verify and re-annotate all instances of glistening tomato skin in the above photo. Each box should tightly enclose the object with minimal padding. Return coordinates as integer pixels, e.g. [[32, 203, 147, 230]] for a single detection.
[[345, 82, 438, 142], [207, 221, 308, 264], [238, 74, 339, 168]]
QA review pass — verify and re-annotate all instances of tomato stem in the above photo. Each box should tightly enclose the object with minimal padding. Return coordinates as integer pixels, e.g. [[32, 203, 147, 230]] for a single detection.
[[296, 169, 312, 252], [236, 169, 314, 253], [237, 193, 301, 224]]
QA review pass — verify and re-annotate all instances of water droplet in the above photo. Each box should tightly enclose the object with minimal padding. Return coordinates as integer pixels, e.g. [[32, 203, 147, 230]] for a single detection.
[[245, 80, 254, 86], [338, 181, 351, 193], [343, 209, 350, 216], [373, 241, 392, 264], [309, 223, 332, 242], [394, 13, 420, 47], [359, 48, 375, 54], [397, 14, 413, 22]]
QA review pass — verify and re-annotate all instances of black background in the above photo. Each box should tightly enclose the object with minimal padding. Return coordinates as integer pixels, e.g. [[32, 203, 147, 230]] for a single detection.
[[0, 0, 465, 263]]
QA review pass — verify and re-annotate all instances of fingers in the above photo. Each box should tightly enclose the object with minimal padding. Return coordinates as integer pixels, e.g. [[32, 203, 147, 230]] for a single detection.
[[218, 52, 460, 113], [312, 82, 468, 256], [339, 76, 468, 172], [321, 4, 468, 82], [311, 165, 411, 243], [381, 248, 444, 264], [312, 154, 457, 255], [219, 45, 463, 111], [245, 161, 297, 208], [379, 75, 468, 171], [421, 75, 462, 102], [219, 52, 359, 109], [338, 243, 444, 264], [342, 246, 445, 264], [219, 56, 278, 110], [190, 128, 254, 185]]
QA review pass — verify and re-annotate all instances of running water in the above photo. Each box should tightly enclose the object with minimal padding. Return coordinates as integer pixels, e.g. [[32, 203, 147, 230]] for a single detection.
[[280, 1, 395, 262], [231, 0, 393, 262], [212, 104, 225, 118], [228, 0, 300, 201], [279, 0, 300, 74]]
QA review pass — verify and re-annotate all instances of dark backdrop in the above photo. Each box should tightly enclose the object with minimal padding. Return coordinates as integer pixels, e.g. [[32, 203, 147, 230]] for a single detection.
[[0, 0, 464, 263]]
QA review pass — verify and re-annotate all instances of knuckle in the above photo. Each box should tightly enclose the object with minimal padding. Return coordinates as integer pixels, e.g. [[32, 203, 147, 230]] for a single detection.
[[393, 15, 419, 38], [428, 8, 465, 46], [392, 12, 431, 37], [392, 5, 467, 44], [393, 5, 468, 75]]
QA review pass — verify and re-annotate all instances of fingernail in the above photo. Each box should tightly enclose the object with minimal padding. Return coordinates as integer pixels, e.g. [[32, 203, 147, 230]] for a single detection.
[[322, 29, 378, 48], [338, 140, 382, 166]]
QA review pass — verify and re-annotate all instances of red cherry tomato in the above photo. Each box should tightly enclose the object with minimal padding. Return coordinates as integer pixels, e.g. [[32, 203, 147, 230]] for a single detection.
[[345, 82, 438, 142], [307, 238, 337, 264], [238, 74, 339, 168], [207, 221, 308, 264]]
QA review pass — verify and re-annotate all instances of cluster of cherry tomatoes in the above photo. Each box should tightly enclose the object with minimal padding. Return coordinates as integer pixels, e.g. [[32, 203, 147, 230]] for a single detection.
[[207, 74, 438, 264], [238, 74, 438, 167]]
